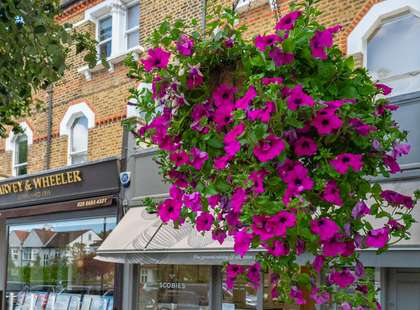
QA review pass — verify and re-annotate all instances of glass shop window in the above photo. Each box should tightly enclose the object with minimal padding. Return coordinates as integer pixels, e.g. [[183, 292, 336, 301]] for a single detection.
[[222, 273, 257, 310], [5, 216, 116, 310], [137, 265, 210, 310]]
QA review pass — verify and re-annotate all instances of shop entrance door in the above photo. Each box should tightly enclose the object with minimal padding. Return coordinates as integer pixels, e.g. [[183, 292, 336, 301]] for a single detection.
[[387, 269, 420, 310]]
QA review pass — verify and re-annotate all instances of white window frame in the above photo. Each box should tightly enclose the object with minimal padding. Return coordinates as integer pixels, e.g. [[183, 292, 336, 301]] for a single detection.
[[69, 116, 89, 165], [59, 102, 95, 165], [124, 2, 140, 51], [235, 0, 276, 12], [13, 134, 28, 177], [97, 14, 113, 59], [5, 122, 33, 177]]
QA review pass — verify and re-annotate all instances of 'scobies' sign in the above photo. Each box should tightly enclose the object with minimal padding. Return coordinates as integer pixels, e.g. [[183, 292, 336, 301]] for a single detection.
[[0, 159, 120, 210], [159, 282, 187, 289], [0, 170, 82, 196]]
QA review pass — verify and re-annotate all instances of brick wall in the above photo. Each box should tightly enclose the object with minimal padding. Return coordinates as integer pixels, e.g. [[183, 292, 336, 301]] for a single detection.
[[0, 0, 380, 178]]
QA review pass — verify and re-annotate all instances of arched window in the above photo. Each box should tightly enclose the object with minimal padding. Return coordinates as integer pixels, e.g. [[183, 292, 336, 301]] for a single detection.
[[367, 13, 420, 95], [14, 134, 28, 176], [69, 116, 89, 164]]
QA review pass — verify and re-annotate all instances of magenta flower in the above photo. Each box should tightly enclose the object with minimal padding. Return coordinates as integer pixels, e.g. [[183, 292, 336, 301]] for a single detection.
[[253, 135, 285, 162], [183, 192, 202, 211], [312, 255, 324, 273], [190, 147, 208, 170], [392, 142, 411, 158], [286, 85, 314, 110], [311, 218, 340, 241], [152, 76, 169, 99], [310, 25, 341, 60], [349, 118, 377, 136], [252, 215, 286, 240], [261, 77, 283, 86], [383, 154, 400, 174], [312, 108, 343, 135], [225, 37, 234, 48], [365, 227, 389, 248], [263, 240, 290, 257], [196, 212, 214, 232], [248, 101, 276, 124], [310, 287, 330, 305], [376, 103, 399, 115], [255, 34, 281, 51], [169, 150, 189, 167], [233, 229, 253, 257], [322, 180, 343, 206], [322, 237, 347, 257], [231, 188, 247, 213], [224, 123, 245, 144], [352, 201, 370, 218], [275, 11, 301, 31], [283, 165, 314, 203], [249, 169, 268, 194], [226, 264, 244, 279], [224, 140, 241, 156], [213, 104, 235, 130], [187, 66, 204, 89], [158, 198, 182, 222], [269, 47, 294, 67], [294, 136, 317, 157], [176, 34, 194, 56], [381, 190, 413, 208], [212, 229, 227, 244], [323, 99, 356, 108], [276, 211, 297, 229], [290, 287, 306, 305], [208, 195, 220, 208], [213, 84, 237, 107], [235, 86, 257, 110], [246, 262, 261, 289], [141, 47, 171, 72], [376, 83, 392, 96], [330, 153, 363, 174], [330, 269, 356, 288], [214, 155, 232, 170]]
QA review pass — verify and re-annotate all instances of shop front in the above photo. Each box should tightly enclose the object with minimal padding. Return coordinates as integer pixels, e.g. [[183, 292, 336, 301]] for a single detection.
[[0, 158, 120, 310]]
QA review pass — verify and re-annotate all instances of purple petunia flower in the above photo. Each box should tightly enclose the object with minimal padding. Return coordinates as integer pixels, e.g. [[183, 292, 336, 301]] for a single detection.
[[330, 153, 363, 174], [253, 135, 285, 162], [311, 217, 340, 241], [310, 25, 341, 60], [312, 108, 343, 135], [247, 101, 276, 124], [196, 212, 214, 232], [294, 136, 317, 157], [176, 34, 194, 56], [290, 287, 306, 305], [352, 201, 370, 218], [189, 147, 208, 170], [247, 262, 261, 289], [158, 198, 182, 222], [275, 11, 301, 31], [141, 47, 171, 72], [235, 86, 257, 110], [231, 188, 247, 213], [365, 227, 389, 248], [261, 77, 283, 86], [381, 190, 413, 208], [213, 84, 237, 107], [322, 180, 343, 206], [349, 118, 377, 136], [187, 66, 204, 89], [183, 192, 202, 212], [286, 85, 315, 110], [383, 154, 401, 173], [233, 229, 253, 257], [376, 83, 392, 96], [330, 269, 356, 288], [269, 47, 294, 67], [255, 34, 281, 51], [263, 239, 289, 257], [213, 104, 235, 130], [169, 150, 189, 167], [249, 169, 268, 194], [310, 287, 330, 305]]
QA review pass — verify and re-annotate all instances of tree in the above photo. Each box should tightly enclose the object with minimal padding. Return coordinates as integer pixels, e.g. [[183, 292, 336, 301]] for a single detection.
[[0, 0, 99, 136]]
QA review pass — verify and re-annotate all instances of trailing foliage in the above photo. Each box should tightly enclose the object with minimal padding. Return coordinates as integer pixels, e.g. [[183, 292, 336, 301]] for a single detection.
[[126, 1, 418, 308]]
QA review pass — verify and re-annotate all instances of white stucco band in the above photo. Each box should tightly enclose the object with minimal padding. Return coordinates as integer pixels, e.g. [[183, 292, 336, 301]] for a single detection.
[[60, 102, 95, 136], [5, 122, 33, 152], [347, 0, 420, 56]]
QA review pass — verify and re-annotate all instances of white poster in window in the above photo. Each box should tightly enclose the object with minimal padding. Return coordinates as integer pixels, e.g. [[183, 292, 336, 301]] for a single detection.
[[222, 303, 235, 310]]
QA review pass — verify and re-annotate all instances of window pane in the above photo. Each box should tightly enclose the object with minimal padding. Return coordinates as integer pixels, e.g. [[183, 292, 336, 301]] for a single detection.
[[15, 134, 28, 165], [71, 116, 88, 153], [127, 31, 139, 49], [223, 273, 256, 310], [137, 265, 210, 310], [16, 165, 27, 176], [367, 14, 420, 79], [99, 16, 112, 42], [127, 4, 139, 30], [99, 41, 112, 58], [71, 153, 88, 165], [5, 217, 117, 310]]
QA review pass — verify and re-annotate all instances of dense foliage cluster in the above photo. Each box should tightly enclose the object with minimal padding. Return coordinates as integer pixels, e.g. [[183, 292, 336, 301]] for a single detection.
[[0, 0, 98, 136], [127, 2, 418, 308]]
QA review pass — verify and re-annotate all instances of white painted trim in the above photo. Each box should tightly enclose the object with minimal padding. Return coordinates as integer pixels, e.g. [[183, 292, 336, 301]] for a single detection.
[[126, 83, 152, 118], [5, 122, 33, 152], [347, 0, 420, 57], [236, 0, 275, 12], [59, 102, 95, 137]]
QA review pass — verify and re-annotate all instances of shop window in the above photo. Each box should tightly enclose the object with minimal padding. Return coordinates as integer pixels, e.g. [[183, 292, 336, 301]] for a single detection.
[[126, 3, 140, 50], [367, 13, 420, 95], [5, 216, 117, 310], [69, 116, 89, 165], [137, 265, 210, 310], [98, 16, 112, 58], [13, 134, 28, 176], [223, 272, 257, 310]]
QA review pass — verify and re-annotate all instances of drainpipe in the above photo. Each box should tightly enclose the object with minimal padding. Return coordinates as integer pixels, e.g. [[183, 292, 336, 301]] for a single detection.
[[201, 0, 207, 35], [45, 84, 53, 170]]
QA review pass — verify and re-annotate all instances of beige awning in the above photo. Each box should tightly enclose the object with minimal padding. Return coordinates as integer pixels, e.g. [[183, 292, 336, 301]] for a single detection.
[[95, 207, 258, 265]]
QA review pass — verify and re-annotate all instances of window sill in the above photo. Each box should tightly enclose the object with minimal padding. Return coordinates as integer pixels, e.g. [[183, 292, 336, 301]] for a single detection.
[[77, 45, 144, 81], [236, 0, 275, 14]]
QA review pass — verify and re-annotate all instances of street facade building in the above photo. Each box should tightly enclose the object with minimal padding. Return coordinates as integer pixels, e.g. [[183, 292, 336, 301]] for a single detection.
[[0, 0, 420, 309]]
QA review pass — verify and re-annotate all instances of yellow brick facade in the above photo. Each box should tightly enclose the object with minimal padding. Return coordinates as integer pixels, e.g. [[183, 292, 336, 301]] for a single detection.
[[0, 0, 381, 178]]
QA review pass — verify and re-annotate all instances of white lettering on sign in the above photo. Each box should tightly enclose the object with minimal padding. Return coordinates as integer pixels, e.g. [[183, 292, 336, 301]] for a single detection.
[[159, 282, 187, 289]]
